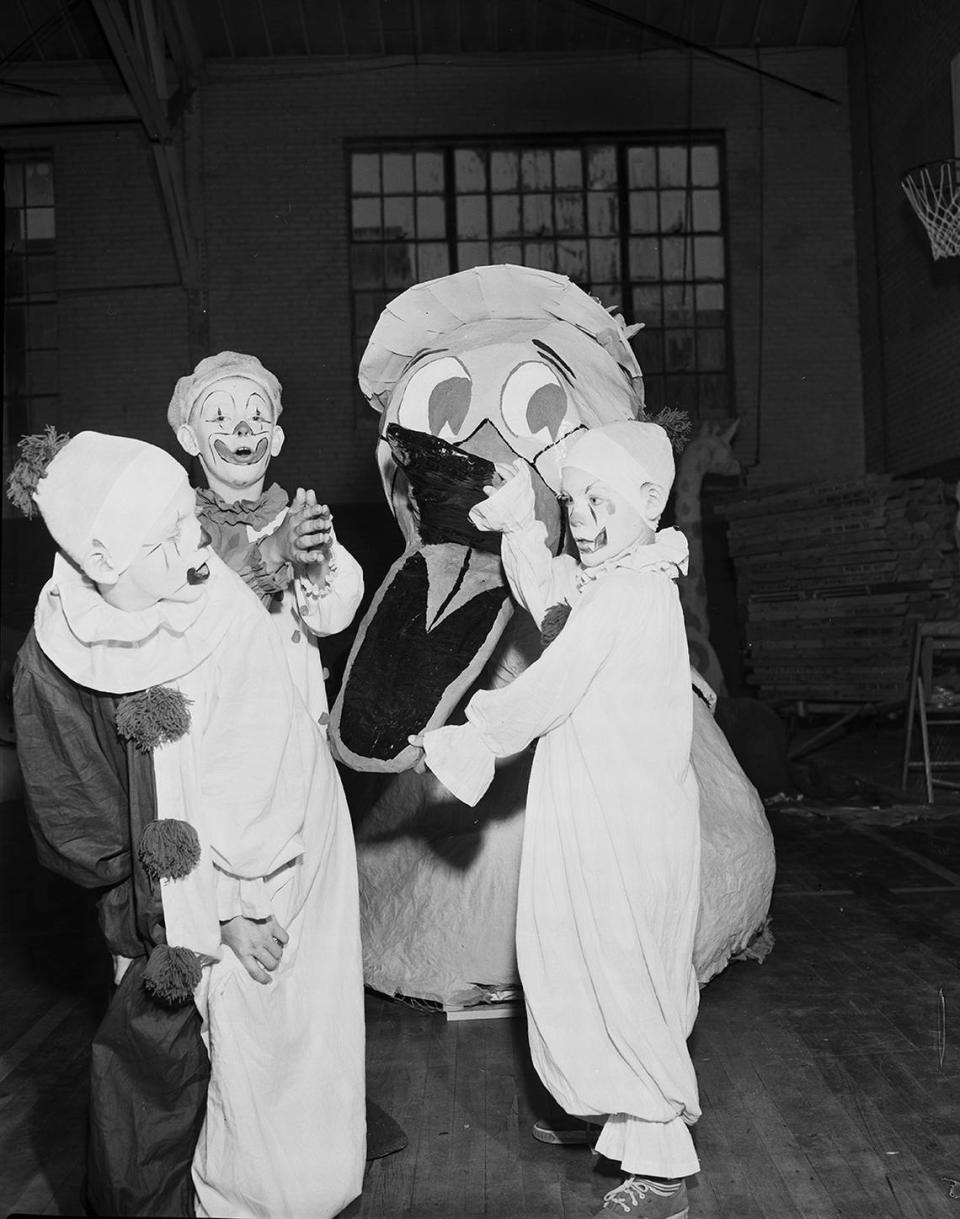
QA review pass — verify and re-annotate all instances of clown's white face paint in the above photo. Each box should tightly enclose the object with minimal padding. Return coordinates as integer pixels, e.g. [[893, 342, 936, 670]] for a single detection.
[[187, 375, 284, 499], [100, 484, 213, 610], [559, 465, 654, 568]]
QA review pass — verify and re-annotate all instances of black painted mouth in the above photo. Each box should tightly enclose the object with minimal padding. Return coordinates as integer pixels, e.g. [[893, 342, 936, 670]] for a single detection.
[[187, 562, 210, 585], [386, 423, 501, 553], [574, 528, 607, 555]]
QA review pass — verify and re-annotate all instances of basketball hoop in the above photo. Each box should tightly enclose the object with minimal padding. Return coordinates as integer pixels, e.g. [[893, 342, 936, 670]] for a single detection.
[[900, 157, 960, 259]]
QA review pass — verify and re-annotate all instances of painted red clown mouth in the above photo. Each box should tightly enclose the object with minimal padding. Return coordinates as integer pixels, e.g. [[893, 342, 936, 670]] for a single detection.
[[187, 562, 210, 585], [213, 436, 269, 465]]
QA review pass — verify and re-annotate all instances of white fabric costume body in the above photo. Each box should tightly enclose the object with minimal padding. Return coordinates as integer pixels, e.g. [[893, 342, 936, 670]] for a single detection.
[[37, 551, 366, 1218], [423, 479, 703, 1177], [248, 506, 364, 728]]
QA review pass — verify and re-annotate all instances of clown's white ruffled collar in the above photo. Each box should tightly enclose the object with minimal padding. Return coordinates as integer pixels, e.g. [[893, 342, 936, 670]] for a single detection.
[[575, 525, 689, 588], [34, 550, 237, 694]]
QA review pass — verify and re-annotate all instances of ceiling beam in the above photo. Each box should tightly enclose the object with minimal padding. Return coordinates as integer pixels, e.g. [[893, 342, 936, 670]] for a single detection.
[[794, 0, 812, 45], [159, 0, 205, 92], [131, 0, 169, 99], [90, 0, 170, 138], [151, 139, 198, 286], [296, 0, 312, 55], [749, 0, 767, 46], [89, 0, 200, 290], [56, 0, 88, 60]]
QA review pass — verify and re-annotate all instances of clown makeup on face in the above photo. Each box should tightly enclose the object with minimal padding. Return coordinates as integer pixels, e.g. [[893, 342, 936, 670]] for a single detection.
[[183, 375, 284, 498], [559, 465, 655, 567], [98, 484, 213, 611]]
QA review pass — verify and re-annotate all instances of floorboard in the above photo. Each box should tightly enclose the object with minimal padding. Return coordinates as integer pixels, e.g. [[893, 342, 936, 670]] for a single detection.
[[2, 749, 959, 1219]]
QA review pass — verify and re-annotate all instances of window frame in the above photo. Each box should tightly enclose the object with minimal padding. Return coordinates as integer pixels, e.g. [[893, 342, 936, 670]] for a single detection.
[[3, 149, 59, 462], [346, 132, 733, 425]]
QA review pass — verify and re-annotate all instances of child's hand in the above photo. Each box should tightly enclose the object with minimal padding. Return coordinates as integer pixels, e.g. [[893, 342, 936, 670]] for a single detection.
[[407, 733, 427, 773], [482, 460, 523, 499], [287, 488, 335, 567], [220, 914, 290, 985]]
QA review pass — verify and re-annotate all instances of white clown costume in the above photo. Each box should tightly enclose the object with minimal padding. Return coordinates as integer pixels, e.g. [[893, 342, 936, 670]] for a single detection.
[[16, 432, 366, 1218], [167, 350, 365, 736], [422, 422, 703, 1180]]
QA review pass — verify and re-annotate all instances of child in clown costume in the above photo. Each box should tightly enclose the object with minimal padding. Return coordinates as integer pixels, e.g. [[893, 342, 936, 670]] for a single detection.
[[167, 350, 364, 729], [168, 351, 408, 1162], [413, 420, 701, 1219], [10, 430, 365, 1218]]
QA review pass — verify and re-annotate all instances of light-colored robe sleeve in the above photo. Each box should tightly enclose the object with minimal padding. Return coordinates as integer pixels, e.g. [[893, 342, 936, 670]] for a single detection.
[[249, 509, 365, 638], [422, 576, 625, 806], [468, 460, 577, 625], [180, 616, 307, 935], [293, 539, 365, 637]]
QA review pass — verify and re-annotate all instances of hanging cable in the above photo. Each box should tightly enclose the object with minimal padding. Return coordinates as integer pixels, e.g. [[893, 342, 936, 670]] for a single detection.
[[564, 0, 841, 105]]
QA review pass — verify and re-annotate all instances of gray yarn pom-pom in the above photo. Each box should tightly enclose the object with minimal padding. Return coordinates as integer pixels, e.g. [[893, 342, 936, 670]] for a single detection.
[[116, 686, 192, 752], [143, 944, 204, 1005], [138, 819, 201, 882]]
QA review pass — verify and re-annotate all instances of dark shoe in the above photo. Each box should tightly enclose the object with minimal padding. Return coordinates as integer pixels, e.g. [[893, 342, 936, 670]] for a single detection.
[[532, 1117, 600, 1145], [593, 1177, 688, 1218]]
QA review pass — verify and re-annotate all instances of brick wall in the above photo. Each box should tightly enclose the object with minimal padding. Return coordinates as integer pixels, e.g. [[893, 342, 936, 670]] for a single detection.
[[3, 47, 865, 510], [200, 48, 864, 496], [2, 120, 188, 450], [848, 0, 960, 479]]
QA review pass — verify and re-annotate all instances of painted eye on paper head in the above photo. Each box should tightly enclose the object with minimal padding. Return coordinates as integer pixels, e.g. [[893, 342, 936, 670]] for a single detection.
[[396, 356, 473, 442], [500, 362, 570, 444]]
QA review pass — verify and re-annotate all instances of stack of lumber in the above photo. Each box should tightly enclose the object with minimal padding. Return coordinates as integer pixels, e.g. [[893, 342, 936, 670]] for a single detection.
[[715, 475, 959, 704]]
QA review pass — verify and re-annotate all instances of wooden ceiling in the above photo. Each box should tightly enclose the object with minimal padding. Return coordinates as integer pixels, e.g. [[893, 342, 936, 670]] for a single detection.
[[1, 0, 860, 68]]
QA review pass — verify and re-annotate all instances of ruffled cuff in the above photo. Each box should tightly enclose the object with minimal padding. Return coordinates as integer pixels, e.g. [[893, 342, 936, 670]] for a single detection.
[[294, 541, 364, 635], [215, 873, 273, 923], [294, 538, 346, 602], [422, 721, 496, 808], [236, 542, 293, 605], [468, 459, 537, 534]]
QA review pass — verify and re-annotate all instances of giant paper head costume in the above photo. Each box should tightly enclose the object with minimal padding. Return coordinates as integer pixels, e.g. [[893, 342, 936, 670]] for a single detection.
[[332, 264, 775, 1009], [329, 265, 646, 771]]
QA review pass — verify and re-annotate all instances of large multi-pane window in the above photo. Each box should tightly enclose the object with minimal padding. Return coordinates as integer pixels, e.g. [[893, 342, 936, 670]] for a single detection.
[[3, 153, 58, 488], [349, 139, 729, 420]]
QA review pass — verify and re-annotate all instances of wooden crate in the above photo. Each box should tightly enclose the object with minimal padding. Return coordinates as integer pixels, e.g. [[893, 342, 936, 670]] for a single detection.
[[715, 476, 959, 704]]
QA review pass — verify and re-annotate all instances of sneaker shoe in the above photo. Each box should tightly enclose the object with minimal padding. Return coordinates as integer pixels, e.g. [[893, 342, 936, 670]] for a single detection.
[[593, 1176, 688, 1218], [532, 1117, 600, 1145]]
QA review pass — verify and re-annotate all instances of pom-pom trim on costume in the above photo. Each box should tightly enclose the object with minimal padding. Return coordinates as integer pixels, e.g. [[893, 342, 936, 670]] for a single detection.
[[541, 601, 572, 647], [5, 425, 72, 517], [143, 944, 204, 1005], [138, 819, 201, 882], [116, 686, 192, 752]]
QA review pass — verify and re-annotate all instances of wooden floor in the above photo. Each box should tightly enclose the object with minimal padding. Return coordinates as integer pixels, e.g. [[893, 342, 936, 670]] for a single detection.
[[2, 743, 959, 1217]]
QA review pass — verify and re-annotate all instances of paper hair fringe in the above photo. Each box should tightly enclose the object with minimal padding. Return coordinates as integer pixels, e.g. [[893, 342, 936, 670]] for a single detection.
[[651, 407, 693, 454], [5, 426, 71, 517]]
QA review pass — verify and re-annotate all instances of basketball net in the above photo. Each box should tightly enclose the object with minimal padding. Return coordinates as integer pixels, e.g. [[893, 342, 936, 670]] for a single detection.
[[900, 158, 960, 259]]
